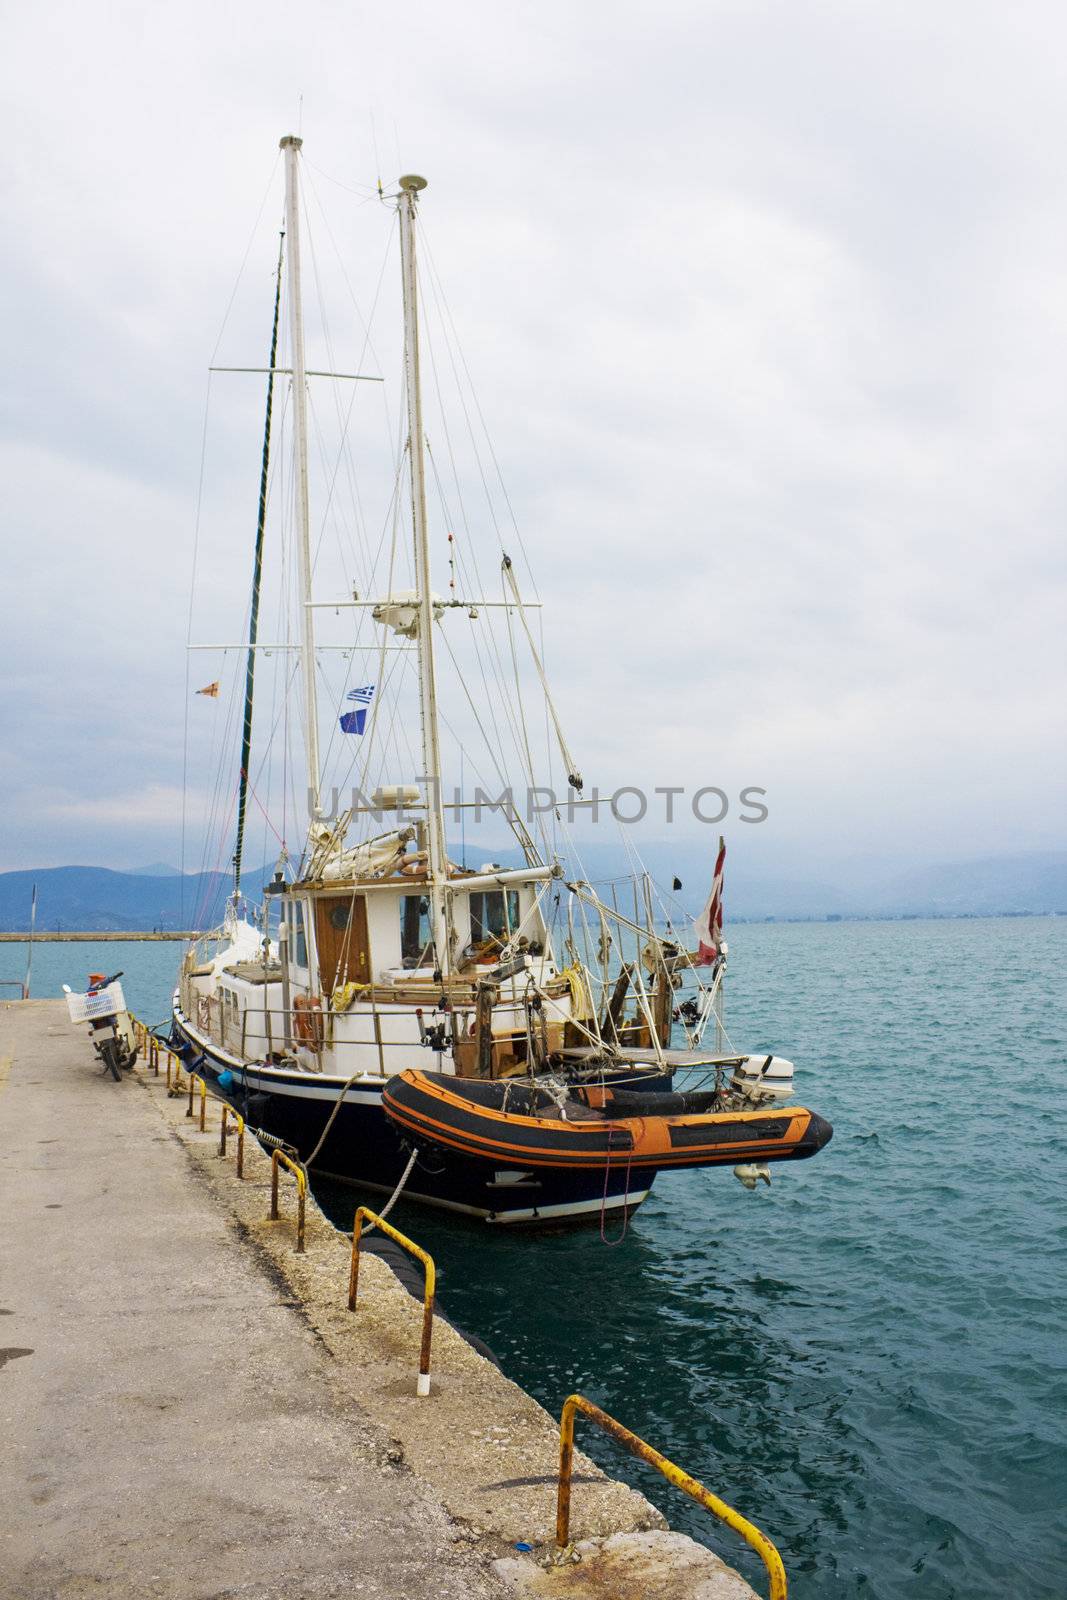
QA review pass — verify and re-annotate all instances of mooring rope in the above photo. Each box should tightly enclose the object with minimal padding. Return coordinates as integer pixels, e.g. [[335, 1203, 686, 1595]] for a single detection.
[[299, 1069, 420, 1234], [360, 1146, 420, 1235], [302, 1068, 366, 1167]]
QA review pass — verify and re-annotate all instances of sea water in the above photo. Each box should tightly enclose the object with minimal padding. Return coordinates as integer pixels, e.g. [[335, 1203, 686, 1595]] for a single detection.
[[11, 919, 1064, 1598]]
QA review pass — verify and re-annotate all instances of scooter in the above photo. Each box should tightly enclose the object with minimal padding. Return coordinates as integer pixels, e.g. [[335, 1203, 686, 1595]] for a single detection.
[[63, 971, 138, 1081]]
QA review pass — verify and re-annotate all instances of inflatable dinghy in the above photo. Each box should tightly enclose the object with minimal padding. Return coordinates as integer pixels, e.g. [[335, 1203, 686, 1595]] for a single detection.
[[382, 1069, 832, 1173]]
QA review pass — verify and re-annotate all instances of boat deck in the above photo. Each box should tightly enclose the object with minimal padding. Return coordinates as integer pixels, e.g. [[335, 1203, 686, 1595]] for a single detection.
[[561, 1046, 744, 1069]]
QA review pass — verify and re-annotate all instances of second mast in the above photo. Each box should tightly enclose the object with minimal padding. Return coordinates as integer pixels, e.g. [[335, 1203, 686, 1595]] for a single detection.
[[280, 134, 323, 821], [398, 174, 450, 975]]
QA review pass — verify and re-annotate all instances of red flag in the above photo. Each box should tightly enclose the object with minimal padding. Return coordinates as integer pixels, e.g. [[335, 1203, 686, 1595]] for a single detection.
[[693, 836, 725, 965]]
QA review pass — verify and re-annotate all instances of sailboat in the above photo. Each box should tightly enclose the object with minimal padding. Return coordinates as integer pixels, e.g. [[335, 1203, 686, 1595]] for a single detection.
[[170, 137, 832, 1225]]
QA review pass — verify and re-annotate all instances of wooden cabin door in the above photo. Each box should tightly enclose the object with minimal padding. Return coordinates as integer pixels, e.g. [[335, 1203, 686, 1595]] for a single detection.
[[315, 895, 369, 995]]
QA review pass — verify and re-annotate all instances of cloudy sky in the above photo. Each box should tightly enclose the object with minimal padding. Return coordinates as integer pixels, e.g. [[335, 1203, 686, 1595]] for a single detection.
[[2, 0, 1064, 879]]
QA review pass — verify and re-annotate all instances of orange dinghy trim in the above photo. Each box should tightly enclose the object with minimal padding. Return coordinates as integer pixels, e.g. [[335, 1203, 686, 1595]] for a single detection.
[[381, 1070, 833, 1173]]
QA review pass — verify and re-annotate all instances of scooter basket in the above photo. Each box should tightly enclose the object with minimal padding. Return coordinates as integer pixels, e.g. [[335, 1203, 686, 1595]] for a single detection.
[[66, 982, 126, 1024]]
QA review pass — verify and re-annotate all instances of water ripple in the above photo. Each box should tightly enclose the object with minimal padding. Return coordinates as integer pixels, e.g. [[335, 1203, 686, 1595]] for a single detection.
[[313, 917, 1067, 1600]]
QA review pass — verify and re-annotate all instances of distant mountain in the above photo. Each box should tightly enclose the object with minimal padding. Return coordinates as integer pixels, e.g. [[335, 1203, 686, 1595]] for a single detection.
[[0, 865, 271, 933], [0, 848, 1062, 932], [122, 862, 183, 878], [530, 838, 857, 921], [859, 852, 1067, 918], [478, 840, 1067, 921]]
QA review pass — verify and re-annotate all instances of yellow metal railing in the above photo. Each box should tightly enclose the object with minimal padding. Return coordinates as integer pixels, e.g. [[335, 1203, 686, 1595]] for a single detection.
[[555, 1394, 787, 1600], [186, 1073, 210, 1131], [349, 1206, 436, 1396], [165, 1049, 188, 1097], [130, 1021, 174, 1085], [131, 1019, 151, 1066], [219, 1103, 245, 1178], [270, 1149, 307, 1253], [129, 1018, 244, 1183]]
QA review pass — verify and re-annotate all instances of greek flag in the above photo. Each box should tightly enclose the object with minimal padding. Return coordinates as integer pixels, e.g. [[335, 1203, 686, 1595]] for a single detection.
[[339, 684, 375, 735]]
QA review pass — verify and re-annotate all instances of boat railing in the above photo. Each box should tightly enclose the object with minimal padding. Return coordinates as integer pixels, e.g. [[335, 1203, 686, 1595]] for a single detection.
[[348, 1205, 436, 1396], [187, 998, 455, 1075], [184, 965, 577, 1074], [555, 1393, 787, 1599], [191, 995, 598, 1083]]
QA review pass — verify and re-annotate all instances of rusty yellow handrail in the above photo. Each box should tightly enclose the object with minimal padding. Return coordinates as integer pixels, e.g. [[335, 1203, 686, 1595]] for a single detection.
[[186, 1073, 210, 1131], [270, 1149, 306, 1253], [556, 1394, 787, 1600], [348, 1207, 436, 1396], [219, 1104, 245, 1178], [165, 1050, 188, 1097], [131, 1018, 153, 1067]]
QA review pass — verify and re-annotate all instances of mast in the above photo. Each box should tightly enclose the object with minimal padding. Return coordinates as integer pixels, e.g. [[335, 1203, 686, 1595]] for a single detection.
[[398, 174, 450, 974], [233, 230, 284, 896], [279, 135, 322, 819]]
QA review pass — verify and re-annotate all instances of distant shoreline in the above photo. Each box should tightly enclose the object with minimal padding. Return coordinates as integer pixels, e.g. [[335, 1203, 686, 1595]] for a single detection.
[[0, 913, 1061, 942], [0, 931, 198, 943]]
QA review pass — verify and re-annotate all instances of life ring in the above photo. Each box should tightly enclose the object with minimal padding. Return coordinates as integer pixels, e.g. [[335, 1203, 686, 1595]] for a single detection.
[[293, 994, 324, 1049]]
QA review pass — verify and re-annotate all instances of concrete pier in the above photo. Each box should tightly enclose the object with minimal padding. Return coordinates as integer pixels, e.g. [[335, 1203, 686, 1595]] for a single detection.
[[0, 1001, 760, 1600]]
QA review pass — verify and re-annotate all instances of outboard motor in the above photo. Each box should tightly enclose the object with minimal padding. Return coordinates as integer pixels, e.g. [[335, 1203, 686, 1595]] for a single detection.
[[731, 1054, 795, 1100]]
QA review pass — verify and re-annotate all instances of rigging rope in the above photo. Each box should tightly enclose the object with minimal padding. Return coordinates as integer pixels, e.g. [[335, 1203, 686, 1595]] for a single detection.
[[301, 1072, 420, 1233], [501, 555, 582, 792]]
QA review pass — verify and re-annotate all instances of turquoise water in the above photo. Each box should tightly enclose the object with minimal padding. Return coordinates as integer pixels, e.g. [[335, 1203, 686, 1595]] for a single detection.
[[0, 940, 180, 1026], [15, 921, 1065, 1597]]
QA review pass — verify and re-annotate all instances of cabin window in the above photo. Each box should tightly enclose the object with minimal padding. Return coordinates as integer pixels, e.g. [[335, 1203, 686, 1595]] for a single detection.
[[400, 895, 434, 967], [294, 910, 308, 970], [469, 889, 520, 947]]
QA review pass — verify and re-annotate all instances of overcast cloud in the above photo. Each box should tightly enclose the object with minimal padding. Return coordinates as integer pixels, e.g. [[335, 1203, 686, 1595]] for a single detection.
[[1, 0, 1064, 878]]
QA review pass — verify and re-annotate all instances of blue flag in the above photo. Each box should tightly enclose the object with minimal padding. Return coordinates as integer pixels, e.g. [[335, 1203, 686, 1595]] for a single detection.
[[339, 707, 367, 735]]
